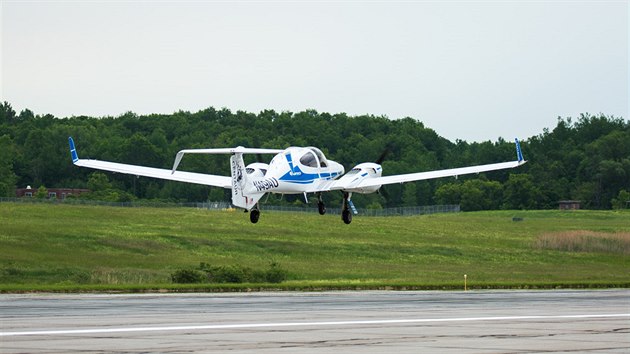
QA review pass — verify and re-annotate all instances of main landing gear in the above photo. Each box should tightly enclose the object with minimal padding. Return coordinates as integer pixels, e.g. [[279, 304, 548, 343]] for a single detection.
[[249, 204, 260, 224], [318, 192, 353, 224], [248, 194, 355, 224], [341, 192, 352, 224]]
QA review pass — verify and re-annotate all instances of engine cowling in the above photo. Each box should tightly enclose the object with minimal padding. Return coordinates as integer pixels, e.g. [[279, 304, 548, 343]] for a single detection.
[[337, 162, 383, 194]]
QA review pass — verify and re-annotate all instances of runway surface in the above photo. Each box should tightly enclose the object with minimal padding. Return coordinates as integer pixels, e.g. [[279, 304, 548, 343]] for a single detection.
[[1, 289, 628, 353]]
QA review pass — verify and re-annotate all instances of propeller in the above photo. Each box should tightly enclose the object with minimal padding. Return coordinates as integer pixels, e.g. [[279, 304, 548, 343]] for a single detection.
[[374, 144, 394, 204], [375, 143, 394, 165]]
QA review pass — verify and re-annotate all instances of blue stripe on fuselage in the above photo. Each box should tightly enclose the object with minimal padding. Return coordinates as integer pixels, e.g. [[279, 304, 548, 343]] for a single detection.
[[280, 153, 342, 184], [279, 170, 340, 184]]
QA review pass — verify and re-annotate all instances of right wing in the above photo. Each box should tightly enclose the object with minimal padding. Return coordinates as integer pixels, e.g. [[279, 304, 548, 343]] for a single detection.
[[329, 138, 526, 191], [69, 137, 232, 188]]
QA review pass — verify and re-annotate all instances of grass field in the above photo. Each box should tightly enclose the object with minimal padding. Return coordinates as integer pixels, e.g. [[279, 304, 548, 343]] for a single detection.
[[0, 202, 628, 292]]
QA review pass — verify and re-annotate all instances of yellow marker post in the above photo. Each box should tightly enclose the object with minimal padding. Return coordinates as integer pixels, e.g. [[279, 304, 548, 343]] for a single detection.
[[464, 274, 467, 291]]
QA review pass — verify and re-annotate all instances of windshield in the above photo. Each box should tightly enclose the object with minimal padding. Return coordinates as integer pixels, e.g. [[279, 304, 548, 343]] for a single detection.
[[307, 147, 328, 167], [299, 151, 318, 168]]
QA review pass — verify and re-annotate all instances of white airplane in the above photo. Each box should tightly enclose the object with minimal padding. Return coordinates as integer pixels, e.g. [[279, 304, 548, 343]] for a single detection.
[[68, 137, 526, 224]]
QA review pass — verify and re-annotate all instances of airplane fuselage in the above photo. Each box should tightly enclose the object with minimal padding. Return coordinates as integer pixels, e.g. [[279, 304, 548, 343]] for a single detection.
[[243, 146, 345, 195]]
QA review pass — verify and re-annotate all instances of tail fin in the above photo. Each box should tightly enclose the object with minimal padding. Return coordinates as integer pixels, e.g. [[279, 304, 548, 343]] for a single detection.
[[229, 153, 264, 210]]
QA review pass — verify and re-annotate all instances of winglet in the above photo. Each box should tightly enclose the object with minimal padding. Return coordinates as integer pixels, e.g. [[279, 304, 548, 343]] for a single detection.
[[68, 137, 79, 163], [515, 138, 524, 163]]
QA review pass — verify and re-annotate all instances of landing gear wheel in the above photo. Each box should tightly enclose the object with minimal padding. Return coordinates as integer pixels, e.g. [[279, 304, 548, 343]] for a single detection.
[[342, 209, 352, 224], [318, 201, 326, 215], [250, 209, 260, 224]]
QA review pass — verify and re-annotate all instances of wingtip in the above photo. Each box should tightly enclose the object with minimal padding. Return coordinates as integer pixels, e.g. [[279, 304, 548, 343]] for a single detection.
[[68, 137, 79, 163], [515, 138, 524, 162]]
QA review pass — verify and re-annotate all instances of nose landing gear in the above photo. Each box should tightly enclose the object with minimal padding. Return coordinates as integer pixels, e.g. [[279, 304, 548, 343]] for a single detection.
[[317, 193, 326, 215]]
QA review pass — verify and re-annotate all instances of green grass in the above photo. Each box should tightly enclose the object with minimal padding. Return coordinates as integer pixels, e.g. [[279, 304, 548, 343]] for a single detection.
[[0, 203, 628, 292]]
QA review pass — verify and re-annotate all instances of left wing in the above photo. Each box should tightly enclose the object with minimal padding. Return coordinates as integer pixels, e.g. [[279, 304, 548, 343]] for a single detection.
[[69, 137, 232, 188]]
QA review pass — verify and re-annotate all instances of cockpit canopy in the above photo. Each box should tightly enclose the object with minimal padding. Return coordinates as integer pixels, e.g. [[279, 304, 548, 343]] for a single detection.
[[305, 147, 328, 168], [269, 146, 330, 171]]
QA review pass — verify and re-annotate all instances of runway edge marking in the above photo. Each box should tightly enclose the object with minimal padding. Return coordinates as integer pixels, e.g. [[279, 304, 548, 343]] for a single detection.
[[2, 313, 628, 337]]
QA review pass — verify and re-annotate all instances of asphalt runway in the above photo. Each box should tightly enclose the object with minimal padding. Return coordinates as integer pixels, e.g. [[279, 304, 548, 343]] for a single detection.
[[1, 290, 628, 353]]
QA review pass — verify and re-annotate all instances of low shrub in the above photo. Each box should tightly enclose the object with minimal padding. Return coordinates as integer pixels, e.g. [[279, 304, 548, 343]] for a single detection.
[[171, 269, 205, 284], [173, 262, 288, 284], [265, 261, 288, 283]]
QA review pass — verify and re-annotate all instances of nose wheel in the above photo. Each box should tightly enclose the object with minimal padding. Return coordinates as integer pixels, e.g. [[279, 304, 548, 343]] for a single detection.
[[318, 202, 326, 215], [317, 193, 326, 215]]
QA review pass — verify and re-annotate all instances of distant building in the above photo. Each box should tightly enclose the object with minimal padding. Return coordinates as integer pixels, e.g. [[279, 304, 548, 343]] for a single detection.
[[16, 186, 90, 200], [558, 200, 581, 210]]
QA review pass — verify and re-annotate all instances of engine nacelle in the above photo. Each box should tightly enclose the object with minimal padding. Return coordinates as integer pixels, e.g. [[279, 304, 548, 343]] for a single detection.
[[337, 162, 383, 194]]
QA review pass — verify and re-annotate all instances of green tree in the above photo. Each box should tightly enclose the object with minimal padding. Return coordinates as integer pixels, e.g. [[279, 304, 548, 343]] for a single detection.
[[0, 101, 16, 124], [0, 135, 18, 197], [459, 183, 484, 211], [87, 172, 112, 191], [460, 179, 503, 211], [122, 133, 162, 167], [402, 183, 417, 206], [208, 187, 226, 202], [611, 190, 630, 209], [435, 179, 503, 211], [18, 109, 35, 122], [82, 172, 137, 202], [35, 186, 48, 199], [435, 183, 462, 206], [503, 174, 541, 210]]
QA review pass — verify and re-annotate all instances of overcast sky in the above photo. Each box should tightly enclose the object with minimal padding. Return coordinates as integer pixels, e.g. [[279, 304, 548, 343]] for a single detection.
[[2, 0, 628, 142]]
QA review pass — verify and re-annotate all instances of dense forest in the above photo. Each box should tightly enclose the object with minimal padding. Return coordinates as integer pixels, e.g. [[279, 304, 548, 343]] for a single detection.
[[0, 101, 628, 210]]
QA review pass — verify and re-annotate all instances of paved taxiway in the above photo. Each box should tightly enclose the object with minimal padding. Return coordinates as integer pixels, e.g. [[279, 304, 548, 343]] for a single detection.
[[1, 290, 628, 353]]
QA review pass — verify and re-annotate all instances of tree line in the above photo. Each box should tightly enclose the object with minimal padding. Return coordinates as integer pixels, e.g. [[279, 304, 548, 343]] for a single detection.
[[0, 101, 628, 210]]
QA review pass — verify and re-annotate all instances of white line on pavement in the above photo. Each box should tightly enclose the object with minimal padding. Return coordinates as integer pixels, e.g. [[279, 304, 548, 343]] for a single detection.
[[2, 313, 628, 337]]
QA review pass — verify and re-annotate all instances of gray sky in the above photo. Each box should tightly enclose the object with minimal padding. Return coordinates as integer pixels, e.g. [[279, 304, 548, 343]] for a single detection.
[[2, 0, 628, 142]]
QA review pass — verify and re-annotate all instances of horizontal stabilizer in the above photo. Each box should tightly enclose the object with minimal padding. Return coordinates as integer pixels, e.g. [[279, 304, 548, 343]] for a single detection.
[[172, 146, 284, 174]]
